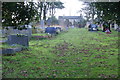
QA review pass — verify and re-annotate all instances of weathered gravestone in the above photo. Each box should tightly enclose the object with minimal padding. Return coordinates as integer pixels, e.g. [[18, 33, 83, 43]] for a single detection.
[[55, 27, 62, 34], [1, 47, 22, 54], [7, 35, 29, 47], [2, 29, 9, 37], [117, 27, 120, 32], [25, 25, 32, 37], [13, 25, 32, 37], [1, 49, 15, 54], [47, 18, 52, 27], [40, 20, 45, 29], [56, 27, 62, 31], [114, 23, 118, 30], [1, 29, 5, 37], [45, 27, 57, 34], [88, 24, 98, 31]]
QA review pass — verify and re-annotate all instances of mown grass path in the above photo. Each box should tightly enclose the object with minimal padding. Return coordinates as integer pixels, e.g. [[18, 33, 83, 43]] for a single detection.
[[2, 28, 119, 78]]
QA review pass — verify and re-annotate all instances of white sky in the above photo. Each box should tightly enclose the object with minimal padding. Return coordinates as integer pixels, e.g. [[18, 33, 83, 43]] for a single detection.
[[55, 0, 86, 18]]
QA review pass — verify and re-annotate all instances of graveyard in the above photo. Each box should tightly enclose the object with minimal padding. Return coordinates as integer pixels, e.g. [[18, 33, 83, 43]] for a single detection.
[[2, 27, 118, 78]]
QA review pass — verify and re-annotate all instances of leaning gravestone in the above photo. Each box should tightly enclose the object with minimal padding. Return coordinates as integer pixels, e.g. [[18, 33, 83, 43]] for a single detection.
[[7, 35, 29, 47]]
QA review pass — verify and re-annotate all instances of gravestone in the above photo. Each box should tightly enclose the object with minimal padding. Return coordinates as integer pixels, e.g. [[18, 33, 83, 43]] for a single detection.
[[56, 27, 62, 31], [45, 27, 57, 34], [114, 23, 118, 30], [47, 18, 52, 27], [40, 20, 45, 29], [55, 27, 62, 34], [64, 19, 70, 30], [1, 49, 15, 54], [59, 19, 64, 27], [13, 29, 18, 34], [116, 27, 120, 32], [0, 47, 22, 54], [26, 25, 32, 37], [7, 35, 29, 47], [2, 29, 9, 37], [1, 29, 4, 37], [88, 24, 98, 31], [12, 25, 32, 37], [86, 22, 91, 28]]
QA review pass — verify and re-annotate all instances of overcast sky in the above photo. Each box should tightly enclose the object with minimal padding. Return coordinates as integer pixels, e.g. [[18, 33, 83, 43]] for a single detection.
[[55, 0, 86, 18]]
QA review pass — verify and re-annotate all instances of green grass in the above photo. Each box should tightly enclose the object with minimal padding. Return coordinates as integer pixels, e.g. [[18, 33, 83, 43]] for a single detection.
[[0, 37, 7, 41], [0, 44, 23, 49], [2, 28, 119, 78], [32, 33, 49, 36]]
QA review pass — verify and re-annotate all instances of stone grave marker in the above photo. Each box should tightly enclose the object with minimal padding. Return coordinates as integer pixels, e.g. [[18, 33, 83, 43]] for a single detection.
[[2, 29, 9, 37], [0, 45, 22, 54], [47, 18, 52, 27], [55, 27, 62, 34], [11, 25, 32, 37], [7, 35, 29, 47], [1, 29, 5, 37], [1, 49, 15, 54], [27, 25, 32, 37], [40, 20, 45, 29], [114, 23, 118, 30]]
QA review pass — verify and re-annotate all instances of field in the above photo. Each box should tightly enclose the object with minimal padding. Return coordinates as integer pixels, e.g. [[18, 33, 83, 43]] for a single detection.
[[2, 28, 119, 78]]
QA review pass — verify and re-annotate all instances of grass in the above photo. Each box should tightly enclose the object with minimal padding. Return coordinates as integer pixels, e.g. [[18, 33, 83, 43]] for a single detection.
[[0, 37, 7, 41], [32, 33, 49, 36], [0, 44, 23, 49], [2, 28, 119, 78]]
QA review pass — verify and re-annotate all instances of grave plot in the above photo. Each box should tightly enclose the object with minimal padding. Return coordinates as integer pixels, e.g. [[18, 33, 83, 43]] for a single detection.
[[30, 27, 62, 40], [1, 34, 29, 55], [2, 25, 32, 38], [7, 35, 29, 47], [13, 26, 32, 38], [0, 44, 22, 54], [31, 33, 51, 40]]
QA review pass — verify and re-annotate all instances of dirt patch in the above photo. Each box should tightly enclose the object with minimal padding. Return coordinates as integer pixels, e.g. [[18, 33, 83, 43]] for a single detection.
[[52, 42, 92, 57], [52, 42, 73, 56], [94, 55, 108, 59], [98, 74, 118, 78]]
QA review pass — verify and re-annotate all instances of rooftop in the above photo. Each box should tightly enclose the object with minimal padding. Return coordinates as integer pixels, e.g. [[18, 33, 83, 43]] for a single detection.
[[59, 16, 82, 19]]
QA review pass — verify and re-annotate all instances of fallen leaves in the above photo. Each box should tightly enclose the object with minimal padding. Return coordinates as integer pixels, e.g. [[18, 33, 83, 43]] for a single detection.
[[98, 74, 118, 78], [94, 55, 108, 59]]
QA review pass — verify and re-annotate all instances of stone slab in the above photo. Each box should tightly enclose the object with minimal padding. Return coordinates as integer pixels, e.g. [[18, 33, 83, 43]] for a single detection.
[[7, 35, 29, 47]]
